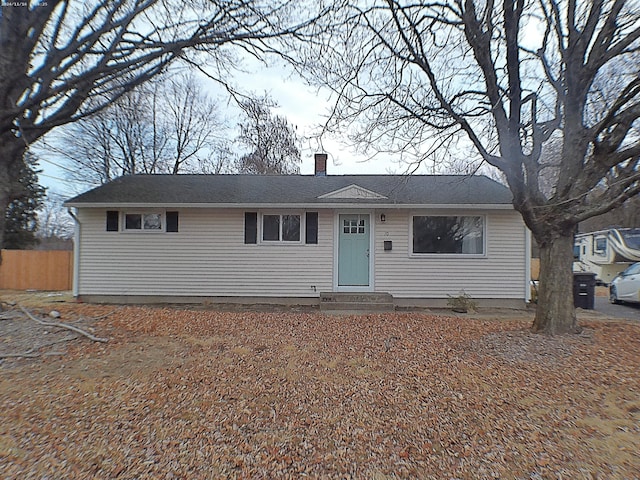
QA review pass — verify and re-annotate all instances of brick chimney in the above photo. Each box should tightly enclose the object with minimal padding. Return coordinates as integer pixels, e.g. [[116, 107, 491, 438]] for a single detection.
[[314, 153, 327, 176]]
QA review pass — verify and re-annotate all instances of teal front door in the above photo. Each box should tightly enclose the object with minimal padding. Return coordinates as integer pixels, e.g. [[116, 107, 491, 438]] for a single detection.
[[338, 214, 370, 287]]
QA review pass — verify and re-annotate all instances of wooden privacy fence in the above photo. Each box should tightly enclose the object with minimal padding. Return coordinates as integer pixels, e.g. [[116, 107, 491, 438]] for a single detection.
[[0, 250, 73, 291], [531, 258, 540, 281]]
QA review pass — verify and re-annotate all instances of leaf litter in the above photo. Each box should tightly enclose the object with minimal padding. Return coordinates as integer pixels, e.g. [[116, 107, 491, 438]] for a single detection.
[[1, 302, 639, 479]]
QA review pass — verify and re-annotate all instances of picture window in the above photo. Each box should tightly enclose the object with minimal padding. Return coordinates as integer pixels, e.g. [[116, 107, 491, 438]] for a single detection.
[[412, 215, 484, 255]]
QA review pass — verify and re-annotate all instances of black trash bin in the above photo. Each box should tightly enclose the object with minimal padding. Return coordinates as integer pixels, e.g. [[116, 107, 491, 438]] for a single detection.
[[573, 272, 596, 309]]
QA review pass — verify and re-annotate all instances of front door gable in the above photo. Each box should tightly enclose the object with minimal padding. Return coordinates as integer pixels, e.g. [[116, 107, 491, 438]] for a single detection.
[[318, 184, 387, 200]]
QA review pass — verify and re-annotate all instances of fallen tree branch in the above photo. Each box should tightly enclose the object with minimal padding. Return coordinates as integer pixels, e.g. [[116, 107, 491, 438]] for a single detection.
[[37, 334, 79, 349], [0, 311, 23, 321], [0, 348, 37, 358], [18, 305, 109, 343], [85, 308, 119, 322], [0, 334, 78, 360], [0, 350, 66, 359]]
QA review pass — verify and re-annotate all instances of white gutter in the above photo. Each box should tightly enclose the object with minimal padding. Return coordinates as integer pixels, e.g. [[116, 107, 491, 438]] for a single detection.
[[525, 226, 532, 303]]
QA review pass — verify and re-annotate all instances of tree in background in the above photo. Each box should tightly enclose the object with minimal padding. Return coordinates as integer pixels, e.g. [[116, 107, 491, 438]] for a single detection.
[[3, 154, 46, 249], [164, 74, 231, 175], [579, 194, 640, 232], [51, 86, 157, 185], [235, 95, 301, 174], [0, 0, 324, 252], [36, 192, 74, 250], [50, 73, 230, 187], [296, 0, 640, 334]]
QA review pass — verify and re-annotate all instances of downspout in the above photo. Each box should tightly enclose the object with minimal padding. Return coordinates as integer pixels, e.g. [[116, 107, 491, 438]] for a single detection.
[[67, 208, 81, 298], [525, 225, 532, 303]]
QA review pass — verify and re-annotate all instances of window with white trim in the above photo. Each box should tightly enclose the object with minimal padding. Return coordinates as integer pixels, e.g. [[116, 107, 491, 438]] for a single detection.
[[106, 211, 179, 232], [594, 237, 607, 255], [412, 215, 484, 255], [262, 214, 301, 242], [124, 213, 162, 231]]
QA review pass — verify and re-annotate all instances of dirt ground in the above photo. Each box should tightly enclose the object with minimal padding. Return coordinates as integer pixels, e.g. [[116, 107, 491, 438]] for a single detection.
[[1, 291, 639, 479]]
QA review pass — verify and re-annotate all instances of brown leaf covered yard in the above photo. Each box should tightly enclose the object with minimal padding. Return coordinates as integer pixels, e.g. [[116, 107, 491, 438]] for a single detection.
[[1, 301, 639, 479]]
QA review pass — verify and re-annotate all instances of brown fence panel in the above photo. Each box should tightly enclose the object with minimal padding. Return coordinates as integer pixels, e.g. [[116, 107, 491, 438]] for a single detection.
[[0, 250, 73, 291], [531, 258, 540, 281]]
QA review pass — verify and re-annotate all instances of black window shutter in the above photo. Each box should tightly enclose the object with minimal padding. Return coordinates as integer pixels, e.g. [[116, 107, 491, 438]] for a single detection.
[[166, 211, 179, 232], [106, 211, 119, 231], [244, 212, 257, 244], [305, 212, 318, 244]]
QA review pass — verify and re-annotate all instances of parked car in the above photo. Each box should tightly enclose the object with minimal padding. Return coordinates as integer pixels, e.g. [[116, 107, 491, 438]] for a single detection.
[[609, 262, 640, 304]]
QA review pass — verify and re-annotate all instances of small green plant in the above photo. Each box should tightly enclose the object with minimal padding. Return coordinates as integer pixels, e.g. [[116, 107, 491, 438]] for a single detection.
[[447, 291, 477, 313]]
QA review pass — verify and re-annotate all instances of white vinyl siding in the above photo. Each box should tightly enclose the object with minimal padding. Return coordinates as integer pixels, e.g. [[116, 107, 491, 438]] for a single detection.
[[75, 207, 527, 301], [373, 209, 527, 299], [76, 208, 333, 297]]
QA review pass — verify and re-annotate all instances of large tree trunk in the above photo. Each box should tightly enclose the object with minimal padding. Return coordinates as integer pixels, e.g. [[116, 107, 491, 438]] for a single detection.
[[531, 233, 580, 334]]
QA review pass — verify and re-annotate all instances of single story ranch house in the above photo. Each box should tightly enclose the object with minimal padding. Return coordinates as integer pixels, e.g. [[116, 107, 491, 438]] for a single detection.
[[64, 154, 531, 308]]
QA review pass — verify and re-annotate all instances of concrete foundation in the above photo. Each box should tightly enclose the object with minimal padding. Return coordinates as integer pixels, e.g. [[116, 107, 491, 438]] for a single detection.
[[77, 294, 527, 310]]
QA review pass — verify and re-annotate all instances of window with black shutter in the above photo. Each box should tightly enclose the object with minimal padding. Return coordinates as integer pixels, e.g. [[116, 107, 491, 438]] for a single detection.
[[305, 212, 318, 244]]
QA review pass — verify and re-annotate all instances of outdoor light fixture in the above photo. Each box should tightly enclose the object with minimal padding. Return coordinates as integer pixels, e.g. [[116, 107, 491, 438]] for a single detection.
[[380, 213, 386, 222]]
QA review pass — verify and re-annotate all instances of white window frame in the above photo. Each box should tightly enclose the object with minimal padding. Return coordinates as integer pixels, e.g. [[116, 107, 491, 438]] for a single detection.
[[122, 211, 166, 233], [409, 213, 487, 258], [259, 212, 303, 244]]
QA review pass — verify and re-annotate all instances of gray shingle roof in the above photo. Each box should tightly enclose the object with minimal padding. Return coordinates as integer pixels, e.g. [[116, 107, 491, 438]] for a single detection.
[[65, 174, 513, 207]]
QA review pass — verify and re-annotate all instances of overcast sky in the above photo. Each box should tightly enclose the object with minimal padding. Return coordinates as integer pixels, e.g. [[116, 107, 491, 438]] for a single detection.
[[231, 59, 410, 175]]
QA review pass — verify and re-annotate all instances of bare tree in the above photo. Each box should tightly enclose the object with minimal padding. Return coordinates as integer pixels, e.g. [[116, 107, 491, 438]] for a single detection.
[[296, 0, 640, 334], [0, 0, 324, 253], [164, 74, 228, 174], [579, 194, 640, 232], [236, 95, 301, 174], [201, 142, 236, 175], [37, 192, 75, 249], [43, 85, 169, 185], [49, 73, 228, 186]]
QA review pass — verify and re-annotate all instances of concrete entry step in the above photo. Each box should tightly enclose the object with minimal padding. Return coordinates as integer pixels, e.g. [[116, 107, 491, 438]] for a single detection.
[[319, 292, 395, 312]]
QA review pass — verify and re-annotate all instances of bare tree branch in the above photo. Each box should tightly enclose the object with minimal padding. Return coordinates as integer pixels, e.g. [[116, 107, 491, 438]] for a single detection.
[[0, 0, 327, 253], [289, 0, 640, 334], [19, 305, 109, 343]]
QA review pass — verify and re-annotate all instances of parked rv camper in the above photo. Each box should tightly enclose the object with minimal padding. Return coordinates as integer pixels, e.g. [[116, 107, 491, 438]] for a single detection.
[[574, 228, 640, 285]]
